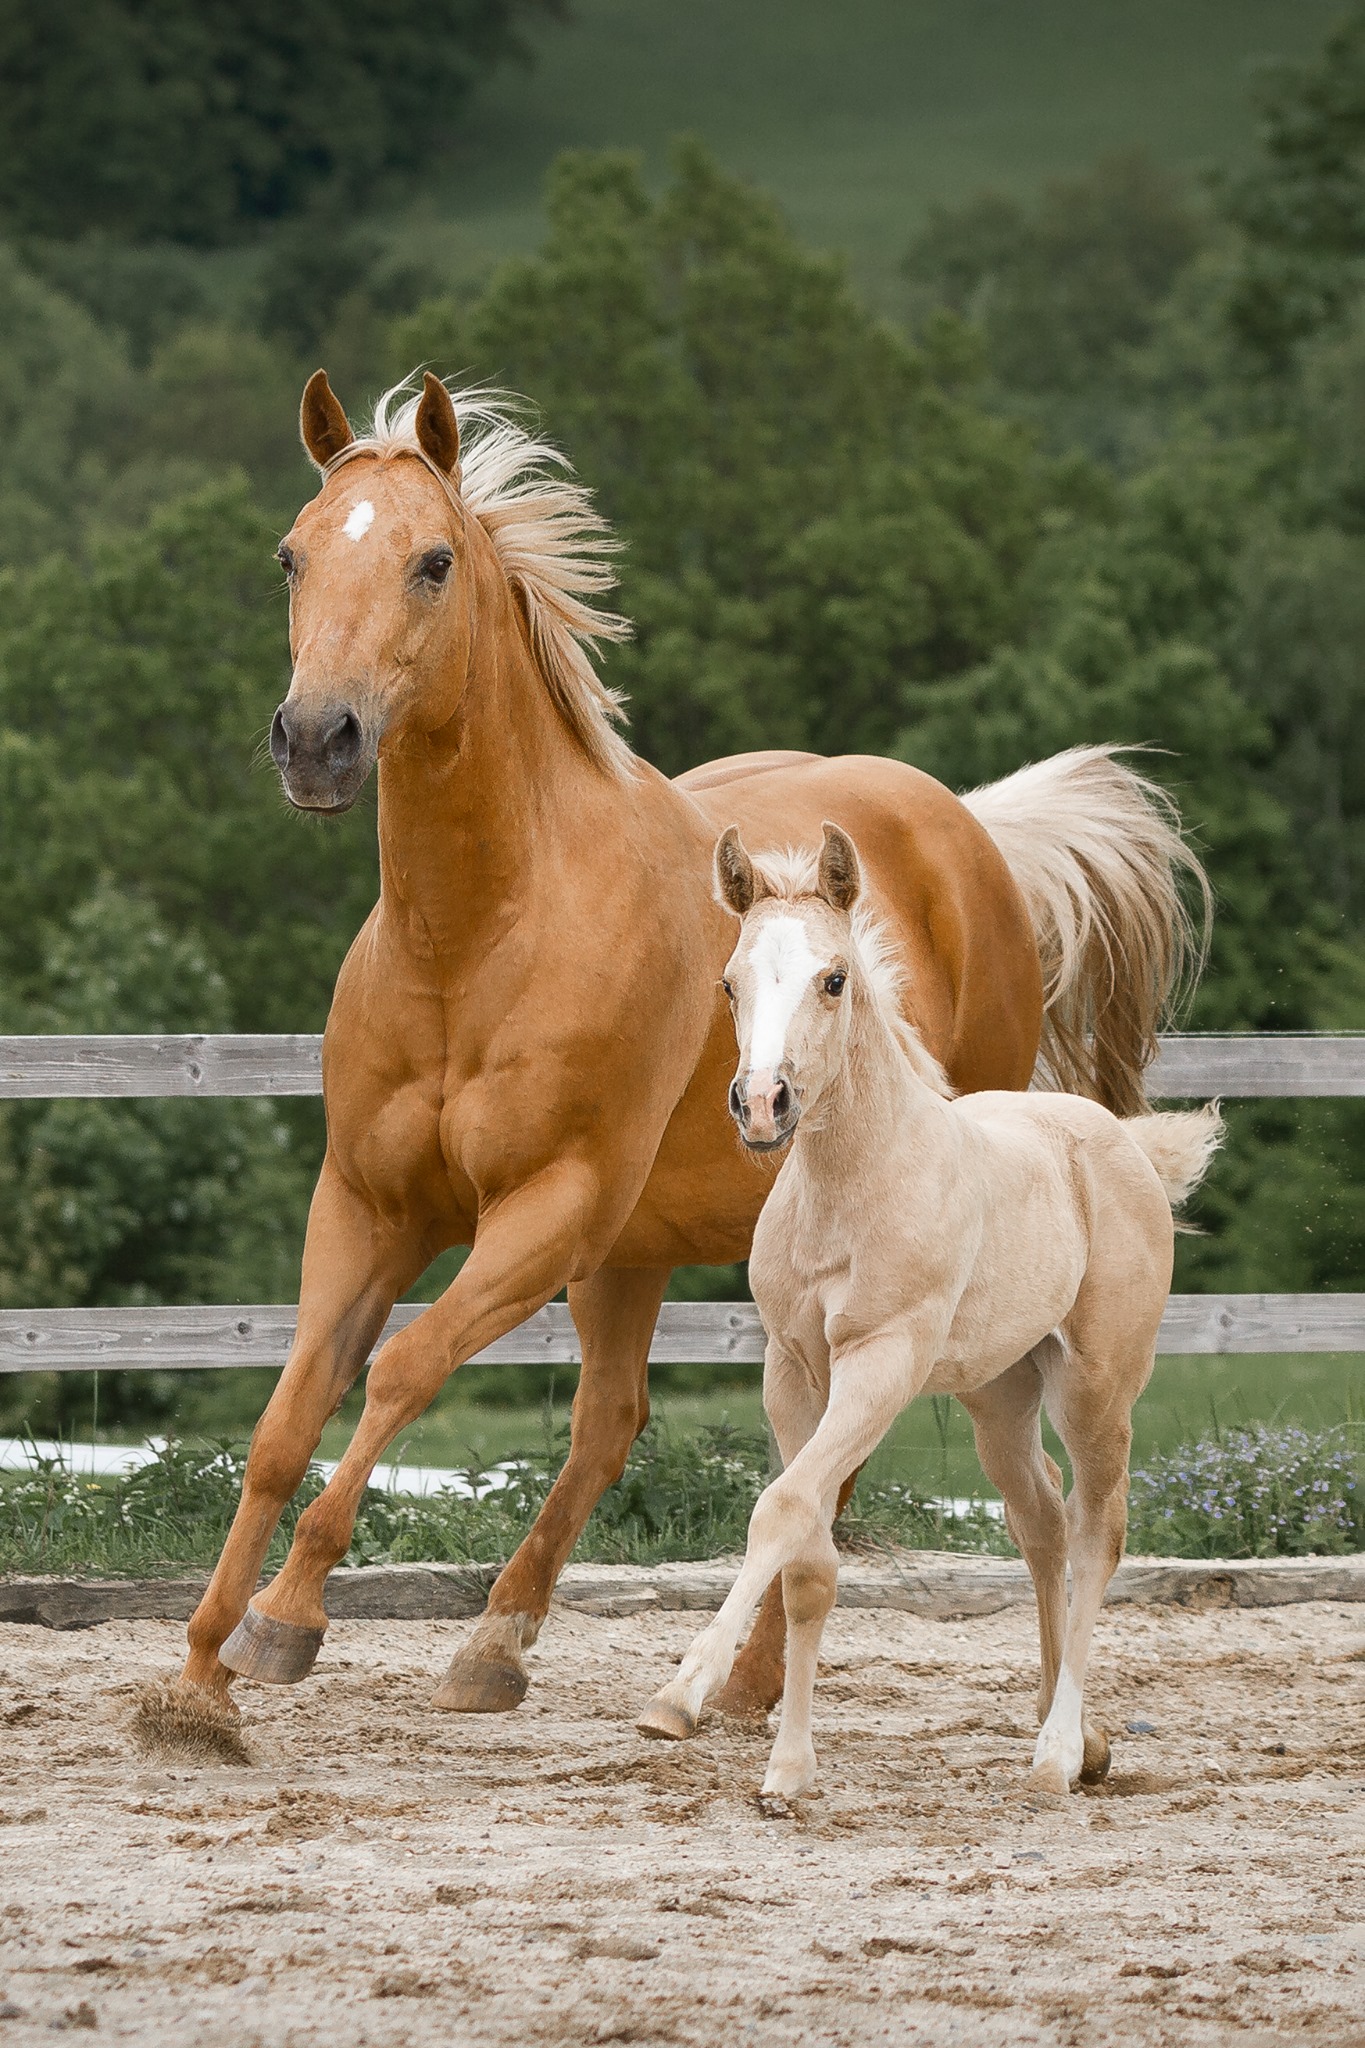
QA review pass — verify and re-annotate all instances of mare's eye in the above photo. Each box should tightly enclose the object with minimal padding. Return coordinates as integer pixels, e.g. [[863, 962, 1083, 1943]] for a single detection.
[[825, 972, 846, 997], [418, 547, 454, 586], [276, 542, 296, 579], [721, 979, 734, 1001]]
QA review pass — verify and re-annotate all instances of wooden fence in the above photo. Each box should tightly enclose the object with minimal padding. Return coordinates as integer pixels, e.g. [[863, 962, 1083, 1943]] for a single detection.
[[1, 1033, 1363, 1373]]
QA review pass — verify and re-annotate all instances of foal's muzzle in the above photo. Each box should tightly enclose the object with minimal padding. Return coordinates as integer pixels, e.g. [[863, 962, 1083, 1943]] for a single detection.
[[270, 697, 372, 813], [730, 1067, 801, 1151]]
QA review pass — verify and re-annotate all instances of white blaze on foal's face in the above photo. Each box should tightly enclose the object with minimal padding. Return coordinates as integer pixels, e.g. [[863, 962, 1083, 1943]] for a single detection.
[[726, 902, 851, 1147], [745, 915, 824, 1072]]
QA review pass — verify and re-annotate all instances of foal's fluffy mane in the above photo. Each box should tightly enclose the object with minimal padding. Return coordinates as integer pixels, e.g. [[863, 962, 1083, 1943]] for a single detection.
[[747, 847, 954, 1098], [334, 377, 637, 779]]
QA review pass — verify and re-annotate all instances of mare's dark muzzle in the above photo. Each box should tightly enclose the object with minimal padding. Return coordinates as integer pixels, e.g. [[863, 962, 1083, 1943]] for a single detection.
[[270, 698, 372, 813]]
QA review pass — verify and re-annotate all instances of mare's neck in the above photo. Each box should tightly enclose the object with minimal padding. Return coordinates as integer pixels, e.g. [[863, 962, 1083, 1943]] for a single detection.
[[375, 534, 627, 958], [796, 984, 944, 1188]]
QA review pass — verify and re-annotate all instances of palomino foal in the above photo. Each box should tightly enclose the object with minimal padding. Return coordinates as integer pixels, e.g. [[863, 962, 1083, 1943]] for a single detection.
[[639, 825, 1221, 1797]]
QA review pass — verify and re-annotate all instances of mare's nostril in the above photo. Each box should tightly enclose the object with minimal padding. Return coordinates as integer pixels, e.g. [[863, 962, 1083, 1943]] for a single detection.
[[321, 709, 363, 772], [728, 1078, 747, 1124], [268, 705, 291, 771]]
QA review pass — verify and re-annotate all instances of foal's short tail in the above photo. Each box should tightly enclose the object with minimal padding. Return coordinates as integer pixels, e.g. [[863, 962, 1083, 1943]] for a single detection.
[[1124, 1104, 1225, 1220], [961, 745, 1212, 1117]]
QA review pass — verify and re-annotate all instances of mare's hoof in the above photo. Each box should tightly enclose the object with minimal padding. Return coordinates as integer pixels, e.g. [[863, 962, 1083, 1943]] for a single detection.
[[219, 1607, 325, 1685], [431, 1657, 528, 1714], [1079, 1726, 1112, 1785], [710, 1673, 779, 1724], [635, 1696, 698, 1742], [130, 1680, 252, 1765]]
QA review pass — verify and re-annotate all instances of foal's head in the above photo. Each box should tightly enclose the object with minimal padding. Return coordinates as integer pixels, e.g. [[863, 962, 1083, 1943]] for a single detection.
[[269, 369, 630, 813], [715, 823, 866, 1150]]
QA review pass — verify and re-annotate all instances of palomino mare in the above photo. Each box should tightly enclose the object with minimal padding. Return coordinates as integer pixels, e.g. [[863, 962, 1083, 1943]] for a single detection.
[[145, 371, 1206, 1740], [638, 826, 1222, 1796]]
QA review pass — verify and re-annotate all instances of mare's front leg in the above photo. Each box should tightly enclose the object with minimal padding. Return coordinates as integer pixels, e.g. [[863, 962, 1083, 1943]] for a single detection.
[[219, 1165, 611, 1687], [170, 1160, 423, 1708], [433, 1264, 669, 1712]]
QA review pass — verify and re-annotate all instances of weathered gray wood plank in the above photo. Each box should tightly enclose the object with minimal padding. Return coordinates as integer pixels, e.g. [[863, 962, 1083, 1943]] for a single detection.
[[1146, 1033, 1365, 1097], [0, 1034, 322, 1098], [1, 1294, 1362, 1373], [2, 1031, 1364, 1098], [2, 1553, 1360, 1628]]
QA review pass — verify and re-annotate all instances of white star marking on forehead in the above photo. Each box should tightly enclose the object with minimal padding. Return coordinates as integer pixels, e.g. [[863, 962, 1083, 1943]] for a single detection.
[[343, 500, 375, 542], [745, 914, 824, 1072]]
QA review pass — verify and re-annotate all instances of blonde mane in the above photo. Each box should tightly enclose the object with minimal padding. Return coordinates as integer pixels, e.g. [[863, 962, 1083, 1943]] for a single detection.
[[746, 847, 954, 1098], [328, 377, 638, 780]]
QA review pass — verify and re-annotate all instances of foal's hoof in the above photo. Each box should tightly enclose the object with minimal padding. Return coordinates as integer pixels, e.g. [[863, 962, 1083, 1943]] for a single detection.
[[635, 1695, 698, 1743], [219, 1607, 325, 1685], [1079, 1725, 1112, 1786], [431, 1656, 528, 1714], [1027, 1760, 1072, 1800]]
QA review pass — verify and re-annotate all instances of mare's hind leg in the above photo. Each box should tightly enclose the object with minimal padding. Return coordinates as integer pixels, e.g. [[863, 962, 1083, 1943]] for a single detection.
[[959, 1347, 1068, 1732], [433, 1265, 668, 1712], [1030, 1332, 1152, 1794]]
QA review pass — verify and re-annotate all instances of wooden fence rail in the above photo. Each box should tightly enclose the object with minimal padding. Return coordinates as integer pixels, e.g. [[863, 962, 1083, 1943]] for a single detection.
[[1, 1033, 1362, 1369], [2, 1032, 1364, 1100]]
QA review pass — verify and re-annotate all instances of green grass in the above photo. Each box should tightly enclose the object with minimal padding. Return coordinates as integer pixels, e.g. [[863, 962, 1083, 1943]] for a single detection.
[[379, 0, 1344, 309], [3, 1404, 1359, 1577], [302, 1350, 1365, 1504]]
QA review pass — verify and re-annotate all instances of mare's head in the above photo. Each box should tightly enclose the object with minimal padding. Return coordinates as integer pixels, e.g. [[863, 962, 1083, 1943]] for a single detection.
[[714, 822, 867, 1150], [270, 369, 632, 812]]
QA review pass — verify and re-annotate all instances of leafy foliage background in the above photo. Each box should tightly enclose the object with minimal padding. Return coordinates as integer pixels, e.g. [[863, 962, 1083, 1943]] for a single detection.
[[3, 7, 1365, 1433]]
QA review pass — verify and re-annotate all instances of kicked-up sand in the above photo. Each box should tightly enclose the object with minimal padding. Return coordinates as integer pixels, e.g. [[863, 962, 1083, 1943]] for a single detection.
[[0, 1595, 1362, 2044]]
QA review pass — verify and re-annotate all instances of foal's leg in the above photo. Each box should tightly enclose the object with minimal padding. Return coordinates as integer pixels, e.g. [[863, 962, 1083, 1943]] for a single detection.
[[1030, 1340, 1149, 1795], [710, 1464, 861, 1725], [756, 1347, 840, 1791], [433, 1265, 668, 1712], [639, 1328, 933, 1745], [220, 1166, 614, 1685], [959, 1347, 1068, 1730], [176, 1161, 423, 1703]]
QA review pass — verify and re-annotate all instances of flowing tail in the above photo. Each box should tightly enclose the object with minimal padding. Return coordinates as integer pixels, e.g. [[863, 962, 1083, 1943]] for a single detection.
[[961, 745, 1211, 1116], [1124, 1104, 1225, 1221]]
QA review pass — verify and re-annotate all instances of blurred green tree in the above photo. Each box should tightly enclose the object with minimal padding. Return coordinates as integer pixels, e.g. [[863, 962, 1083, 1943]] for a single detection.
[[0, 0, 563, 246]]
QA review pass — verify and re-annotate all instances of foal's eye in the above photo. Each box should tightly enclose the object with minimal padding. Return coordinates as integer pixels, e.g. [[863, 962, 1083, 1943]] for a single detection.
[[418, 547, 454, 587], [276, 543, 296, 579], [721, 979, 734, 1001], [824, 972, 846, 997]]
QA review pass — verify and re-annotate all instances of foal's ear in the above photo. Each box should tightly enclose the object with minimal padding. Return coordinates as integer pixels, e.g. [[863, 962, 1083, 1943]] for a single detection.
[[817, 822, 862, 912], [715, 826, 768, 917], [415, 371, 461, 476], [300, 370, 354, 469]]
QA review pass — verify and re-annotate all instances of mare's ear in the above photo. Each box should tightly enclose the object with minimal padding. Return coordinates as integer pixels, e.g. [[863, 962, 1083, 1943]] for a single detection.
[[300, 370, 354, 469], [415, 371, 461, 475], [817, 822, 862, 912], [715, 826, 768, 917]]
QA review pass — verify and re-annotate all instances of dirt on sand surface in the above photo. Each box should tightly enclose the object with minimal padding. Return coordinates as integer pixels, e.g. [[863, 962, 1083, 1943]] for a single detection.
[[0, 1597, 1361, 2046]]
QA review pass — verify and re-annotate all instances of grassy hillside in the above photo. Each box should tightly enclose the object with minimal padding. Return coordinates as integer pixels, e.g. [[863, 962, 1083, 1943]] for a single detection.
[[380, 0, 1346, 305]]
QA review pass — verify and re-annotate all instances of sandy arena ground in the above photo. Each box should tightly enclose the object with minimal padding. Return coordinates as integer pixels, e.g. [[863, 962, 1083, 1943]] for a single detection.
[[0, 1597, 1362, 2046]]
